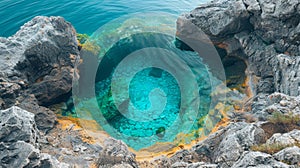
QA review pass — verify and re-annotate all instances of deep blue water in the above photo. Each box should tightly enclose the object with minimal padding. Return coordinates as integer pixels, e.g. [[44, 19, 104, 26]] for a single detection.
[[0, 0, 207, 37]]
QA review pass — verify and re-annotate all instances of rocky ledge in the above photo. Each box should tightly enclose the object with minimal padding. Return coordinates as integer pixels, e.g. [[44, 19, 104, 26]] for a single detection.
[[1, 0, 300, 167]]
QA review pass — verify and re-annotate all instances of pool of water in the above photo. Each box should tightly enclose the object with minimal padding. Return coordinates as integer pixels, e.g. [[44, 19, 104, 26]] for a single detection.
[[72, 13, 226, 151], [1, 0, 226, 152], [0, 0, 208, 37]]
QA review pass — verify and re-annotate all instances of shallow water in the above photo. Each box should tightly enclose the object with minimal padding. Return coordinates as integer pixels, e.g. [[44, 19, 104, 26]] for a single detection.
[[1, 0, 225, 152], [0, 0, 208, 37]]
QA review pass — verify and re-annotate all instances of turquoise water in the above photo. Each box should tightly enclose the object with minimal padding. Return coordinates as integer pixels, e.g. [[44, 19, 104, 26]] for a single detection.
[[1, 0, 224, 151], [69, 11, 225, 151], [0, 0, 207, 37], [92, 32, 213, 150]]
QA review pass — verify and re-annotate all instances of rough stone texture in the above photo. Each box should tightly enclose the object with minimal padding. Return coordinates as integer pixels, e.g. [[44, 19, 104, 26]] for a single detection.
[[266, 130, 300, 146], [0, 106, 69, 167], [274, 54, 300, 96], [0, 141, 40, 168], [171, 162, 218, 168], [251, 92, 300, 121], [191, 122, 266, 167], [177, 0, 250, 38], [273, 146, 300, 165], [17, 94, 56, 132], [0, 106, 38, 144], [0, 141, 70, 168], [40, 124, 103, 168], [177, 0, 300, 95], [232, 151, 290, 168], [96, 138, 138, 168], [0, 16, 79, 108]]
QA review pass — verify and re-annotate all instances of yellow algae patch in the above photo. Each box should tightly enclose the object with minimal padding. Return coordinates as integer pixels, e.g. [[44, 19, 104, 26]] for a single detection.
[[81, 40, 101, 55], [56, 116, 109, 144]]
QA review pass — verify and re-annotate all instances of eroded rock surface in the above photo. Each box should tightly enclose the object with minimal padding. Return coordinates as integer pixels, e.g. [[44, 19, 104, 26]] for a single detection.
[[0, 106, 69, 167], [232, 151, 290, 168], [0, 106, 38, 144], [177, 0, 300, 95], [96, 138, 138, 168], [0, 16, 79, 108], [274, 146, 300, 165]]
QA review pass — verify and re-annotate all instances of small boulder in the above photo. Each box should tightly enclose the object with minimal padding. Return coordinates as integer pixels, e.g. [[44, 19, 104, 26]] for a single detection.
[[0, 106, 38, 144]]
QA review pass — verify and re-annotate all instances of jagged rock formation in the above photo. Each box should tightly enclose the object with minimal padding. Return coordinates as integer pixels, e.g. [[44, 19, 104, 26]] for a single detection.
[[0, 16, 80, 132], [232, 151, 290, 168], [95, 138, 138, 168], [177, 0, 300, 95], [0, 16, 79, 107], [274, 146, 300, 165], [1, 0, 300, 167], [0, 106, 68, 167]]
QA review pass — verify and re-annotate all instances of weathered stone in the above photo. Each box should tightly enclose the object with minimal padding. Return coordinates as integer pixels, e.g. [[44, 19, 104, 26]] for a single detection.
[[273, 146, 300, 165], [96, 138, 138, 168], [0, 16, 79, 108], [0, 106, 38, 144], [0, 141, 40, 168], [191, 122, 266, 167], [39, 153, 70, 168], [251, 93, 300, 121], [232, 151, 290, 168], [274, 54, 300, 96], [18, 94, 56, 132], [177, 0, 250, 38], [177, 0, 300, 95], [266, 130, 300, 146]]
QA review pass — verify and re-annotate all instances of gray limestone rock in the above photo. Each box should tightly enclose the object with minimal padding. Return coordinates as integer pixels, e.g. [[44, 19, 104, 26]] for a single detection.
[[0, 106, 38, 144], [232, 151, 290, 168], [96, 138, 138, 168], [0, 16, 79, 108], [273, 146, 300, 165], [191, 122, 266, 167], [266, 130, 300, 146]]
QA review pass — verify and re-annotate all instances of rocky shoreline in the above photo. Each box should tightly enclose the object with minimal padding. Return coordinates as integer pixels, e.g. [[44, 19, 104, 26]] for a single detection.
[[1, 0, 300, 167]]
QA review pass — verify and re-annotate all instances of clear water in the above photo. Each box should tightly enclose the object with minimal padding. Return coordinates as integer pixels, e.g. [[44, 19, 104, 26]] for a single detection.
[[0, 0, 207, 37], [1, 0, 224, 152], [90, 30, 214, 150]]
